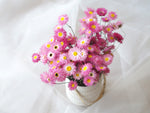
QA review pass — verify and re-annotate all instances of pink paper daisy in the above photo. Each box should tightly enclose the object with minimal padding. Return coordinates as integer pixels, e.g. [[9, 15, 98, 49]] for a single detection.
[[108, 11, 117, 20], [83, 76, 94, 86], [79, 25, 87, 35], [73, 71, 82, 80], [85, 29, 92, 37], [32, 53, 40, 63], [81, 63, 93, 76], [116, 21, 123, 28], [86, 17, 97, 24], [88, 21, 99, 32], [51, 42, 62, 53], [92, 55, 103, 66], [80, 49, 88, 61], [101, 17, 110, 22], [96, 8, 107, 16], [66, 33, 77, 45], [68, 80, 77, 90], [49, 37, 55, 43], [63, 63, 76, 76], [77, 37, 90, 49], [96, 65, 107, 72], [59, 53, 69, 64], [107, 34, 115, 43], [51, 68, 66, 82], [104, 25, 113, 33], [54, 24, 63, 31], [103, 45, 115, 53], [88, 70, 97, 79], [58, 14, 68, 25], [84, 8, 96, 17], [40, 72, 56, 84], [60, 39, 68, 50], [47, 51, 56, 61], [68, 47, 81, 61], [40, 55, 48, 64], [54, 28, 66, 41], [103, 54, 113, 65], [86, 45, 95, 53], [113, 32, 124, 43], [80, 17, 87, 24]]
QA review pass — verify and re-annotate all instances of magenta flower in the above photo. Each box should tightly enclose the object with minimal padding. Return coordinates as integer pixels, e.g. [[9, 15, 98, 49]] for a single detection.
[[63, 63, 76, 76], [107, 34, 115, 43], [86, 45, 95, 53], [102, 17, 110, 22], [68, 47, 81, 61], [103, 54, 113, 65], [80, 49, 88, 61], [84, 8, 96, 17], [81, 63, 93, 76], [77, 37, 90, 49], [83, 76, 94, 86], [58, 14, 68, 25], [116, 21, 123, 28], [68, 80, 77, 90], [32, 53, 40, 63], [88, 21, 99, 32], [54, 28, 66, 41], [108, 11, 117, 20], [96, 8, 107, 16], [113, 32, 123, 43], [103, 45, 115, 53], [40, 72, 56, 84], [66, 33, 77, 45], [104, 25, 113, 33], [80, 17, 87, 24], [79, 26, 87, 35], [96, 65, 107, 72], [85, 29, 92, 37], [92, 55, 103, 66]]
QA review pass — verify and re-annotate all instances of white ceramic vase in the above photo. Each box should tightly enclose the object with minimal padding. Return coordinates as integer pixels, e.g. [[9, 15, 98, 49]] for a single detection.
[[65, 75, 105, 106]]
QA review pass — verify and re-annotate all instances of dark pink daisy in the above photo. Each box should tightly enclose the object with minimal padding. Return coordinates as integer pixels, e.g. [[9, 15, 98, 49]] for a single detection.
[[88, 21, 99, 32], [107, 34, 115, 43], [101, 17, 110, 22], [103, 54, 113, 65], [113, 32, 124, 43], [96, 65, 107, 72], [104, 25, 113, 33], [32, 53, 40, 63], [83, 76, 95, 86], [96, 8, 107, 16], [58, 14, 68, 25], [68, 80, 77, 90]]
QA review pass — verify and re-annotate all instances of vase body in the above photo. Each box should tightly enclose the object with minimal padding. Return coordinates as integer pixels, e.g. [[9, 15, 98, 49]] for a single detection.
[[65, 75, 104, 106]]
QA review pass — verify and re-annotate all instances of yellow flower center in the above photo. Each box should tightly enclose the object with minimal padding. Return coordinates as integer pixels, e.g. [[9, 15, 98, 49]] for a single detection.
[[63, 56, 67, 60], [81, 41, 85, 44], [83, 66, 87, 71], [105, 18, 108, 20], [61, 41, 64, 46], [67, 38, 71, 41], [105, 57, 109, 62], [88, 55, 92, 58], [34, 56, 37, 59], [82, 28, 85, 31], [81, 52, 83, 56], [111, 13, 115, 17], [76, 73, 79, 77], [49, 61, 53, 64], [46, 44, 51, 48], [91, 25, 96, 29], [52, 66, 56, 69], [100, 66, 104, 69], [87, 79, 91, 83], [57, 60, 60, 63], [110, 36, 114, 40], [73, 52, 78, 56], [66, 66, 72, 71], [58, 32, 63, 37], [107, 28, 111, 32], [88, 30, 91, 34], [60, 17, 65, 21], [89, 18, 93, 21], [72, 83, 75, 87], [50, 38, 54, 42], [89, 11, 93, 14], [88, 46, 92, 50], [82, 19, 85, 21]]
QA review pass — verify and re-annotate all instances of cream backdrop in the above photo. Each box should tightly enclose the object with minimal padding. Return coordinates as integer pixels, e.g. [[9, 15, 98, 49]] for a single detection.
[[0, 0, 150, 113]]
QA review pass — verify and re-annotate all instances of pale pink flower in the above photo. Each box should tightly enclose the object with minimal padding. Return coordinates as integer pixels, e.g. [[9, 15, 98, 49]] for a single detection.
[[83, 76, 94, 86], [58, 14, 68, 25], [32, 53, 40, 63], [104, 25, 113, 33], [84, 8, 96, 17], [40, 72, 56, 84], [77, 37, 90, 49], [81, 63, 93, 76], [63, 63, 76, 76], [108, 11, 117, 20], [54, 28, 66, 41], [103, 54, 113, 65], [68, 47, 81, 61]]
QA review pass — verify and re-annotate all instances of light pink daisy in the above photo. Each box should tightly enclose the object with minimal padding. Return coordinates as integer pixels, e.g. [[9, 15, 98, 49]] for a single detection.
[[73, 71, 82, 80], [108, 11, 117, 20], [83, 76, 94, 86], [79, 25, 87, 35], [88, 70, 97, 79], [81, 63, 93, 76], [86, 17, 97, 24], [59, 53, 69, 64], [51, 42, 62, 53], [47, 51, 56, 61], [40, 55, 48, 64], [40, 72, 56, 84], [49, 37, 55, 43], [85, 29, 92, 37], [107, 34, 115, 43], [103, 54, 113, 65], [80, 49, 88, 61], [54, 24, 63, 31], [68, 80, 77, 90], [59, 39, 68, 50], [116, 21, 123, 28], [51, 68, 66, 82], [77, 37, 90, 49], [92, 55, 103, 66], [58, 14, 68, 25], [63, 63, 76, 76], [54, 28, 66, 41], [96, 65, 107, 72], [84, 8, 96, 17], [86, 54, 94, 62], [104, 25, 113, 33], [88, 21, 99, 32], [80, 17, 87, 24], [86, 45, 95, 53], [68, 47, 81, 61], [96, 8, 107, 16], [32, 53, 40, 63], [101, 17, 110, 22]]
